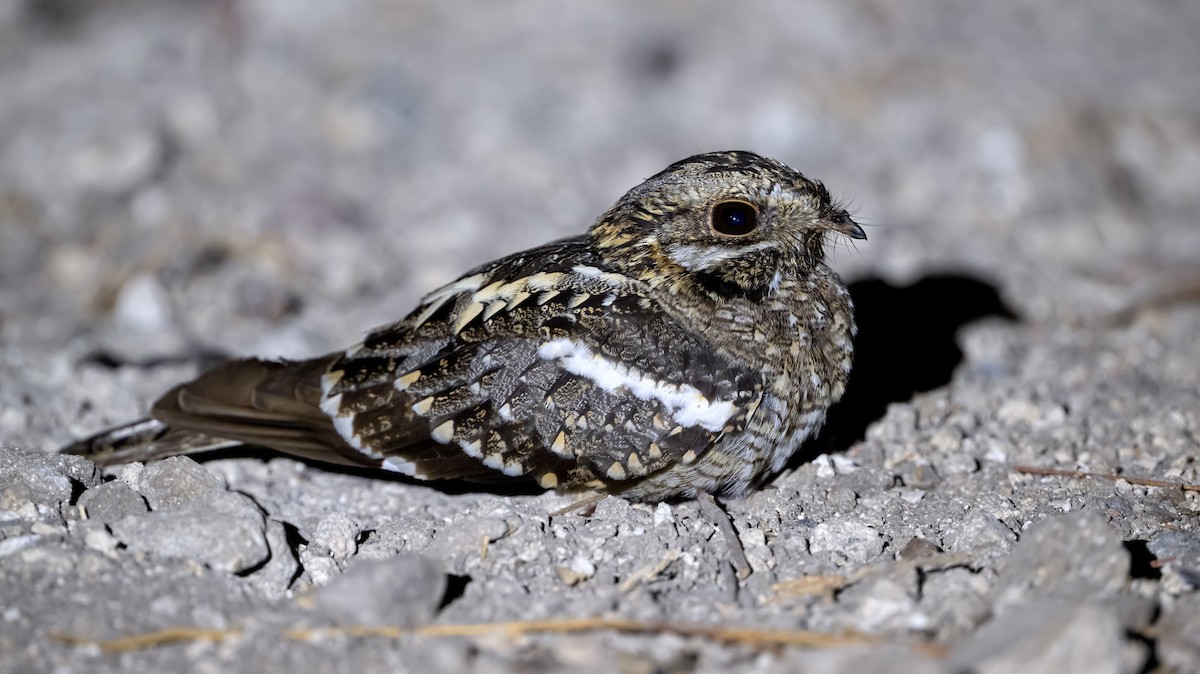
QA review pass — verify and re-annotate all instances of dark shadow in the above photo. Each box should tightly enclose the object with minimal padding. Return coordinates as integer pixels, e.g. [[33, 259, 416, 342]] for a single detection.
[[1123, 540, 1163, 581], [81, 348, 233, 373], [805, 273, 1019, 458], [439, 574, 472, 611]]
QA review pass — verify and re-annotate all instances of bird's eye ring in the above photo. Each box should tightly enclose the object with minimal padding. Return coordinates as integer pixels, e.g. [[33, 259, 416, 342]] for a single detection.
[[711, 201, 759, 236]]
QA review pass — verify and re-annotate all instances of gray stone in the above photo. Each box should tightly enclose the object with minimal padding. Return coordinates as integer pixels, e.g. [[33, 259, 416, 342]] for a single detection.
[[918, 566, 994, 635], [941, 510, 1017, 556], [298, 511, 361, 586], [303, 556, 446, 627], [110, 491, 268, 574], [357, 516, 437, 559], [772, 645, 951, 674], [246, 518, 301, 599], [1156, 594, 1200, 674], [77, 480, 148, 522], [307, 511, 360, 563], [994, 512, 1129, 609], [0, 446, 98, 508], [1147, 528, 1200, 569], [809, 519, 884, 565], [430, 515, 511, 569], [950, 600, 1143, 674], [837, 573, 925, 632], [68, 127, 165, 195], [137, 456, 222, 511]]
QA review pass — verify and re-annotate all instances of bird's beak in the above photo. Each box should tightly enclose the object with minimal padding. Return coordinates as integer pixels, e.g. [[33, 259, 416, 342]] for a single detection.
[[828, 215, 867, 240]]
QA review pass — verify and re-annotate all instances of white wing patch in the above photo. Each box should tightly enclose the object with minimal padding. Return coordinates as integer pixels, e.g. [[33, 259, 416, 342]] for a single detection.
[[537, 338, 736, 433], [321, 373, 424, 476]]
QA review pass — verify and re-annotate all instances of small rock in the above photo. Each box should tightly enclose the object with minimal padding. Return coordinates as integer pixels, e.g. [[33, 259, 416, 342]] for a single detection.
[[69, 128, 164, 195], [555, 555, 597, 585], [0, 447, 98, 508], [996, 400, 1067, 429], [898, 537, 943, 561], [1148, 529, 1200, 593], [813, 453, 837, 478], [309, 511, 360, 563], [82, 526, 121, 557], [137, 457, 222, 511], [918, 567, 994, 633], [1147, 529, 1200, 570], [248, 519, 301, 598], [110, 491, 268, 574], [303, 556, 341, 587], [997, 400, 1041, 426], [77, 481, 148, 522], [840, 575, 925, 632], [950, 600, 1137, 674], [939, 449, 979, 476], [941, 510, 1016, 555], [112, 273, 174, 333], [430, 516, 509, 566], [929, 428, 963, 453], [1156, 594, 1200, 674], [653, 502, 675, 527], [304, 556, 446, 627], [30, 520, 62, 536], [809, 519, 884, 565], [356, 516, 436, 558], [299, 512, 362, 585], [994, 512, 1128, 608], [119, 462, 144, 490], [592, 495, 639, 523], [0, 535, 41, 559]]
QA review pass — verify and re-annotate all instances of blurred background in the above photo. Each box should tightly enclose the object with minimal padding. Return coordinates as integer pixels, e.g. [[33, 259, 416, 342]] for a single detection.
[[1, 0, 1198, 442]]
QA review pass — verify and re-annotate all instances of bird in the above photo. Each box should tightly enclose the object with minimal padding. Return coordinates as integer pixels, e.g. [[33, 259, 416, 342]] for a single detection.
[[62, 151, 866, 503]]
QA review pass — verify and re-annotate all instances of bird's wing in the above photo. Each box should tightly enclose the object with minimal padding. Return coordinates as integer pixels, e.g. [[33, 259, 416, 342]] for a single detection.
[[321, 237, 765, 490]]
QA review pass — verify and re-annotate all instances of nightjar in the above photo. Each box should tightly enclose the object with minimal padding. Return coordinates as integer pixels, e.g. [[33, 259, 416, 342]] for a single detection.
[[63, 151, 865, 502]]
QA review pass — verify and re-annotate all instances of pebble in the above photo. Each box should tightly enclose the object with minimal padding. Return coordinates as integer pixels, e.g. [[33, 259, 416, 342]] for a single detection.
[[304, 556, 446, 627], [308, 511, 361, 563], [994, 512, 1128, 608], [809, 519, 884, 565], [0, 447, 98, 508], [109, 491, 269, 574], [950, 600, 1133, 674], [137, 456, 222, 511], [77, 480, 148, 522]]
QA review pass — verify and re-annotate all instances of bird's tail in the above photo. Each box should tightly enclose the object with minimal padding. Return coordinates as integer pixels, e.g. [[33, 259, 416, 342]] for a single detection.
[[59, 418, 242, 467]]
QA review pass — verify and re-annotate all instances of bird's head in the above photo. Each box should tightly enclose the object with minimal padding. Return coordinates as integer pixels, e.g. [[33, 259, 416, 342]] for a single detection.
[[591, 151, 864, 297]]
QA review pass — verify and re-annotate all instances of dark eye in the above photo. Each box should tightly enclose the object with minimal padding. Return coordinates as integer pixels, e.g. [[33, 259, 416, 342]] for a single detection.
[[711, 201, 759, 236]]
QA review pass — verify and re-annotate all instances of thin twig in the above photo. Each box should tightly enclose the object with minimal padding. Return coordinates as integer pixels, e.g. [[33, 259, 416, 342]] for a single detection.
[[549, 493, 607, 517], [54, 618, 945, 656], [770, 552, 974, 602], [53, 628, 240, 653], [1014, 465, 1200, 492]]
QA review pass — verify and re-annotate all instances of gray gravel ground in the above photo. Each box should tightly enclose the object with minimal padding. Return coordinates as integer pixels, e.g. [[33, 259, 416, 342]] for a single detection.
[[2, 1, 1199, 672]]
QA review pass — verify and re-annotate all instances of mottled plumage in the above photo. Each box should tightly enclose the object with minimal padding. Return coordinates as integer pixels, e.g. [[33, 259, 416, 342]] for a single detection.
[[63, 151, 865, 502]]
